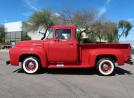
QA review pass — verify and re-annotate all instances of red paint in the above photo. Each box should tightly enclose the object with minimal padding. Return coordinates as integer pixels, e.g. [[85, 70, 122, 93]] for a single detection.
[[9, 25, 132, 69]]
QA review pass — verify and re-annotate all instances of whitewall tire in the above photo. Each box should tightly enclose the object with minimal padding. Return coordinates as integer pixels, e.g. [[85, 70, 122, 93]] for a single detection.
[[22, 57, 40, 74], [96, 58, 115, 76]]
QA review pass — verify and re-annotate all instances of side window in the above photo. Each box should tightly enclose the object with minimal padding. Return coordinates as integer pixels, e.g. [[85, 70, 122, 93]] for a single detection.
[[55, 29, 71, 40]]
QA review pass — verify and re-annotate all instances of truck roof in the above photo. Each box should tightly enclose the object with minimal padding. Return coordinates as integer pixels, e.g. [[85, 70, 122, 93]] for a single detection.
[[51, 25, 76, 29]]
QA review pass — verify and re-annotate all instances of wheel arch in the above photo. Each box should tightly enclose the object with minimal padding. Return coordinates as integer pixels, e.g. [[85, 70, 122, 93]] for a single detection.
[[95, 54, 117, 64], [19, 53, 47, 68], [19, 54, 41, 63]]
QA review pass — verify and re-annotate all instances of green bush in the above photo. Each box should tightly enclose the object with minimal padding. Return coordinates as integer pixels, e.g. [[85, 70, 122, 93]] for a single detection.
[[0, 26, 5, 43], [22, 35, 31, 41]]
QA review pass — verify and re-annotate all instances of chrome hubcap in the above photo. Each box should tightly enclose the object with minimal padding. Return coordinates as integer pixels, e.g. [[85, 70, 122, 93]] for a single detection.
[[103, 64, 109, 71], [28, 62, 35, 69]]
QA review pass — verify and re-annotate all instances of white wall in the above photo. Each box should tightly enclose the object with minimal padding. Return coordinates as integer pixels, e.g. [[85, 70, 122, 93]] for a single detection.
[[28, 30, 50, 40], [28, 32, 43, 40], [4, 21, 44, 40], [4, 21, 23, 32]]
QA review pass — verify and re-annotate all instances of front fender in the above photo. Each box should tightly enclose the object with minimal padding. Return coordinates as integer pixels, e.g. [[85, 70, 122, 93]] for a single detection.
[[10, 47, 47, 68]]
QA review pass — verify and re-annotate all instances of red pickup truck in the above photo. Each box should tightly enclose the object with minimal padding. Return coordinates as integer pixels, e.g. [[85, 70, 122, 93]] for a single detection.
[[8, 25, 133, 75]]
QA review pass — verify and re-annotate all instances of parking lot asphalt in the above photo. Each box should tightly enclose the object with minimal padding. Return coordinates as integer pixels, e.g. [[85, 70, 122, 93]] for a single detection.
[[0, 50, 134, 98]]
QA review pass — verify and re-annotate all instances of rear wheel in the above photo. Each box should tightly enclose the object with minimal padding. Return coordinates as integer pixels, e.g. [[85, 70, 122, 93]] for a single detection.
[[22, 57, 41, 74], [96, 58, 115, 76]]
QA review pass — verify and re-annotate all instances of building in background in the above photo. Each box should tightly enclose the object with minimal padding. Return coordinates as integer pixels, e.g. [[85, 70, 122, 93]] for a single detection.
[[4, 21, 43, 44], [4, 21, 26, 43]]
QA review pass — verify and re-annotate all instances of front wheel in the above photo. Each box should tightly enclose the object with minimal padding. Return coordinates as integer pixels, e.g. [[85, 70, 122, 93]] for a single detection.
[[22, 57, 41, 74], [96, 58, 115, 76]]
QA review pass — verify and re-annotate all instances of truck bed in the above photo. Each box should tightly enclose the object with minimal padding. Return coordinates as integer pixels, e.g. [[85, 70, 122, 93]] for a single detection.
[[79, 43, 131, 66]]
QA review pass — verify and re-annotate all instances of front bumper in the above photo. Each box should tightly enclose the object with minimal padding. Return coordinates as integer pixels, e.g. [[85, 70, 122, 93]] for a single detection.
[[6, 61, 10, 65]]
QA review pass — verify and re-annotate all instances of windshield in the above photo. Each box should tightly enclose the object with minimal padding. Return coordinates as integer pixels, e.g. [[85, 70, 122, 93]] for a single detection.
[[46, 28, 53, 39]]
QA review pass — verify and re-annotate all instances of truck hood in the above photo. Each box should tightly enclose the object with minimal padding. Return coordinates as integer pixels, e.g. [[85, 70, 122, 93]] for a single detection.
[[15, 40, 44, 47]]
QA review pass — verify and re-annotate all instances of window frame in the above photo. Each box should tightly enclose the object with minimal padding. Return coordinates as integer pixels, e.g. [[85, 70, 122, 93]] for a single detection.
[[55, 29, 72, 40]]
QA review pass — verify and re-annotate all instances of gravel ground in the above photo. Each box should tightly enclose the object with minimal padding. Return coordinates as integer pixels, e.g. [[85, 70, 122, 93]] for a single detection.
[[0, 50, 134, 98]]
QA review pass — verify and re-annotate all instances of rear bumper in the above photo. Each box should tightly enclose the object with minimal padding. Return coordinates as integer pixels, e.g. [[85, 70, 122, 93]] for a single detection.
[[125, 58, 133, 65]]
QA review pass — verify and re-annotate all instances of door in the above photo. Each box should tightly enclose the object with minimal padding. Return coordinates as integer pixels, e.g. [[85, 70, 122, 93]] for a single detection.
[[48, 28, 78, 64]]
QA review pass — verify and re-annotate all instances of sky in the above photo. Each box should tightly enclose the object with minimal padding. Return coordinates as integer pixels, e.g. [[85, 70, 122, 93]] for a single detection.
[[0, 0, 134, 41]]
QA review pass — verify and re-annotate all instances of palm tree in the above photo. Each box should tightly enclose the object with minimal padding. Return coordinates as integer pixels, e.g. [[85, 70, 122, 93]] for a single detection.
[[24, 9, 55, 40], [118, 20, 132, 40]]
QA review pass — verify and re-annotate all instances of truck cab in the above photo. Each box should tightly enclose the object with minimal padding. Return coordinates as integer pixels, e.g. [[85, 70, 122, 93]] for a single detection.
[[8, 25, 133, 76], [46, 26, 79, 65]]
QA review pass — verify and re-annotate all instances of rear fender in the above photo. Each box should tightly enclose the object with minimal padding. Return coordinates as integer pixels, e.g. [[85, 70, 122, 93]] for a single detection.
[[89, 49, 125, 66]]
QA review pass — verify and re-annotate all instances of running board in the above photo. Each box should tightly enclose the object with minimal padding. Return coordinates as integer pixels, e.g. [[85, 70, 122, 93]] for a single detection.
[[48, 64, 91, 68]]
